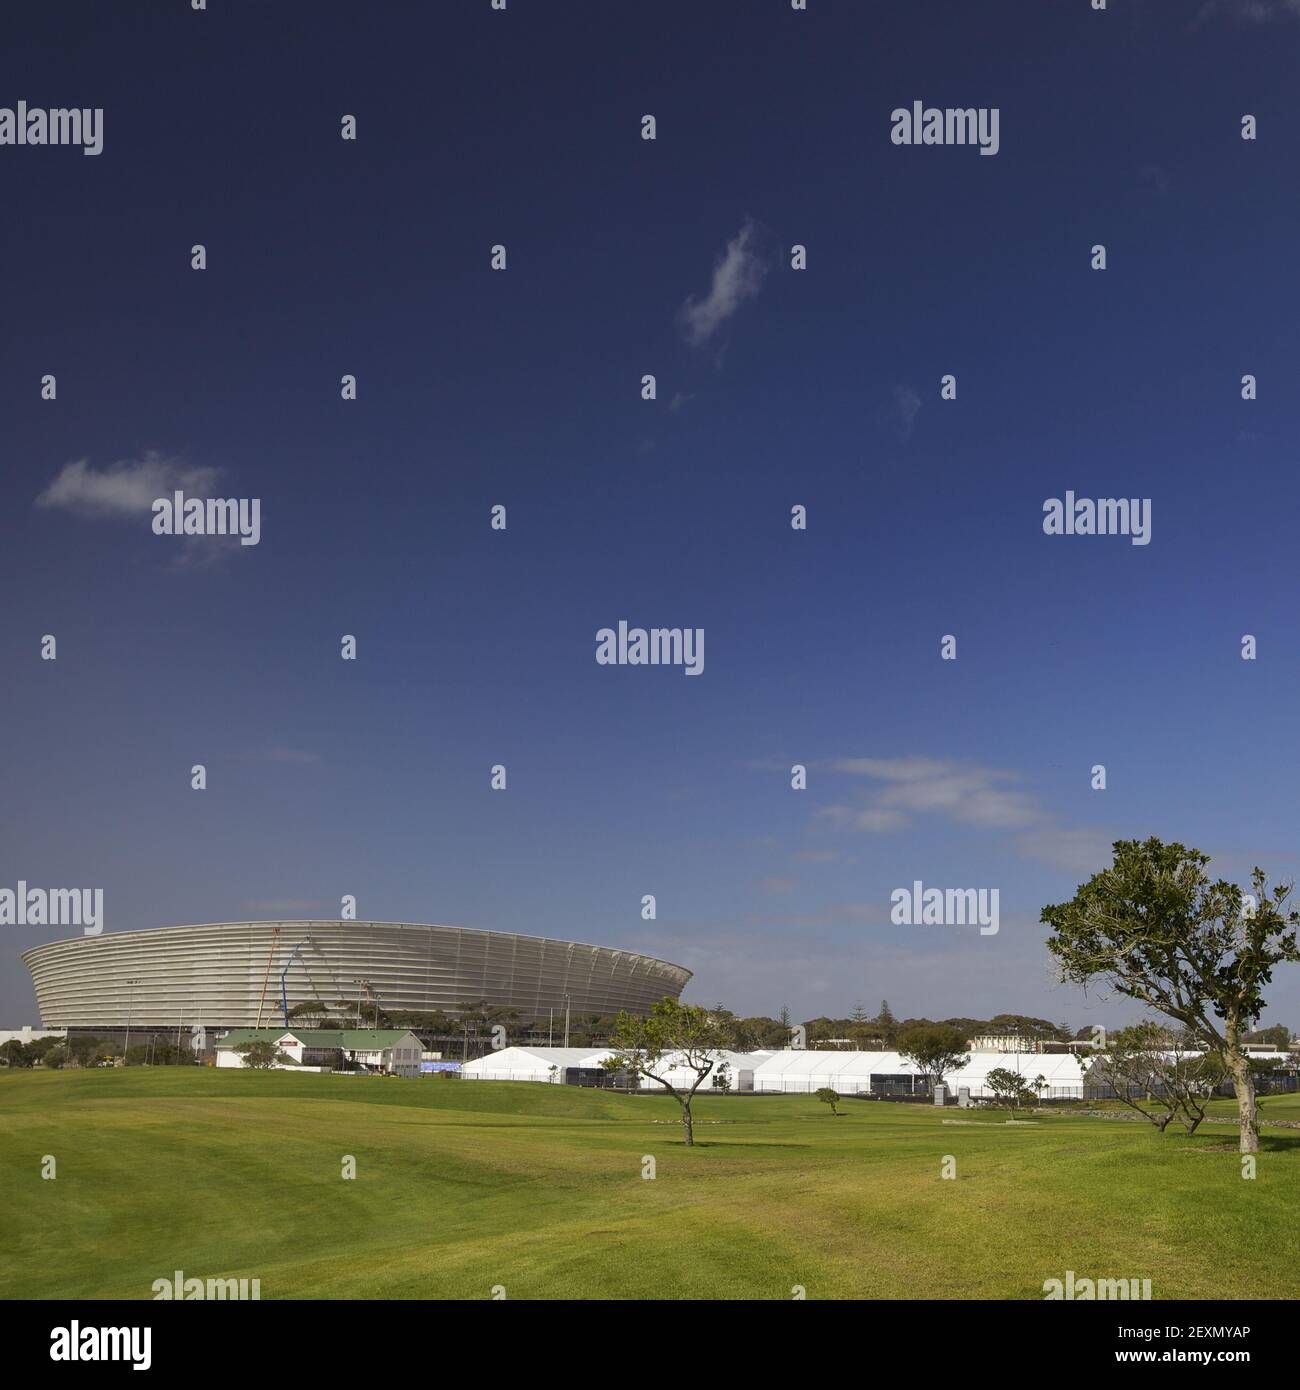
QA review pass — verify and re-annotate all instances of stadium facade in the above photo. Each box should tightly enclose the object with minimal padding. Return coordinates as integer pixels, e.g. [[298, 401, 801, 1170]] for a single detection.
[[21, 921, 691, 1031]]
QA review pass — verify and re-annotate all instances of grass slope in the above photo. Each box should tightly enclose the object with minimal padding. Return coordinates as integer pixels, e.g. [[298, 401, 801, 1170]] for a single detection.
[[1, 1068, 1296, 1300]]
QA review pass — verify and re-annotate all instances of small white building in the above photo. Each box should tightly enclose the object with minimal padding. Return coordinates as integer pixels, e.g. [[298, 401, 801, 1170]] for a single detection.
[[214, 1028, 423, 1076], [0, 1026, 67, 1047]]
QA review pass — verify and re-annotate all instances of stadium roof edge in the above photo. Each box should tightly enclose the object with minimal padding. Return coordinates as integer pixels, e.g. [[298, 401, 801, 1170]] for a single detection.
[[18, 920, 692, 977]]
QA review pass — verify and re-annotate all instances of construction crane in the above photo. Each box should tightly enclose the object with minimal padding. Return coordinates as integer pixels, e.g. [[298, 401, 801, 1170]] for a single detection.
[[279, 935, 315, 1028], [255, 926, 282, 1028], [351, 977, 380, 1029]]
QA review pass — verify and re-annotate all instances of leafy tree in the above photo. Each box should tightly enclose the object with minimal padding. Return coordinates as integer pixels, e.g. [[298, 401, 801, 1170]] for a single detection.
[[849, 1002, 869, 1023], [897, 1023, 970, 1094], [815, 1086, 841, 1116], [68, 1036, 115, 1066], [875, 1001, 898, 1044], [24, 1035, 63, 1064], [235, 1039, 291, 1070], [1043, 838, 1300, 1154], [987, 1013, 1070, 1043], [0, 1040, 31, 1068], [602, 998, 732, 1146], [984, 1067, 1046, 1118], [1094, 1022, 1220, 1135]]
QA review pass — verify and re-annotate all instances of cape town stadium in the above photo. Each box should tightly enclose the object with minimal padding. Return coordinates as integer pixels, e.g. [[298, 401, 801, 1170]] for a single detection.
[[21, 922, 692, 1030]]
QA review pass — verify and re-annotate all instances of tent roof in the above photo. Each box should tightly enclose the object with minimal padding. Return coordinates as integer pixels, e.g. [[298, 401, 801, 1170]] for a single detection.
[[461, 1046, 615, 1071], [750, 1049, 1086, 1082]]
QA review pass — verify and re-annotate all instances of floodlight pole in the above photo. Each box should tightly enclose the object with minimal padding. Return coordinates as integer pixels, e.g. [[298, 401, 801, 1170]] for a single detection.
[[563, 993, 570, 1049], [124, 978, 141, 1062]]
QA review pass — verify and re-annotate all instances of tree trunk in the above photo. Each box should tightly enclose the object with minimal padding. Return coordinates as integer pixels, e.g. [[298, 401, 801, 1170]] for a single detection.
[[681, 1101, 694, 1147], [1224, 1031, 1258, 1154]]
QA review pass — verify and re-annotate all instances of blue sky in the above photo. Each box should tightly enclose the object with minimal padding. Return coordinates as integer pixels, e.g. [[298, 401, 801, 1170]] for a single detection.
[[3, 0, 1300, 1030]]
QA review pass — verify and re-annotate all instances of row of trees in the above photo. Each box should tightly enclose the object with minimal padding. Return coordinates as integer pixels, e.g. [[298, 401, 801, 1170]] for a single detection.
[[0, 1034, 204, 1069], [591, 840, 1299, 1155]]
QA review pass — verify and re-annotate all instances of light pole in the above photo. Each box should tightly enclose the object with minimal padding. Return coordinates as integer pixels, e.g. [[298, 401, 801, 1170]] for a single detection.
[[563, 993, 570, 1049], [123, 978, 142, 1063]]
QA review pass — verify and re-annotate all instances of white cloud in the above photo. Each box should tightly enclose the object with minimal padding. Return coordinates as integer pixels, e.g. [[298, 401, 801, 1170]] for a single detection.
[[1195, 0, 1300, 23], [892, 385, 921, 440], [259, 747, 323, 765], [792, 848, 840, 864], [1013, 827, 1115, 873], [232, 747, 323, 766], [828, 756, 1038, 830], [816, 804, 910, 833], [677, 220, 768, 346], [754, 875, 797, 895], [35, 452, 220, 519], [243, 899, 327, 913], [818, 754, 1112, 875]]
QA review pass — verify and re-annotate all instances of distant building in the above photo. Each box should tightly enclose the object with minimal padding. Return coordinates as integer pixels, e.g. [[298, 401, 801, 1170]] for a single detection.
[[22, 920, 690, 1031], [967, 1033, 1037, 1053], [0, 1025, 67, 1047], [214, 1028, 423, 1076]]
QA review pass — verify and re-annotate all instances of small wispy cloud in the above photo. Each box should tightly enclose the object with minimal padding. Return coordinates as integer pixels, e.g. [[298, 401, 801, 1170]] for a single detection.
[[243, 899, 327, 914], [259, 747, 323, 765], [754, 875, 797, 895], [1138, 163, 1170, 195], [35, 451, 219, 519], [827, 756, 1039, 830], [677, 220, 769, 347], [1193, 0, 1300, 24], [816, 754, 1111, 874], [235, 747, 323, 766], [891, 385, 922, 441], [1012, 826, 1114, 873]]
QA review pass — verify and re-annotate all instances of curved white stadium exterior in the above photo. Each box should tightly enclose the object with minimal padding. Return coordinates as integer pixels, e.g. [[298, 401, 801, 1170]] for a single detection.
[[21, 921, 692, 1030]]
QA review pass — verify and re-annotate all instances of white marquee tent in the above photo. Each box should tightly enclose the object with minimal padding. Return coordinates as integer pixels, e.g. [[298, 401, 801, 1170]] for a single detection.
[[460, 1046, 617, 1082], [460, 1046, 774, 1089], [459, 1045, 1098, 1098], [749, 1049, 1088, 1098]]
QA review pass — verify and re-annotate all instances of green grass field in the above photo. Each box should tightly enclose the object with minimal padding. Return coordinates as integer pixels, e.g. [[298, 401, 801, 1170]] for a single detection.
[[2, 1068, 1297, 1300]]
